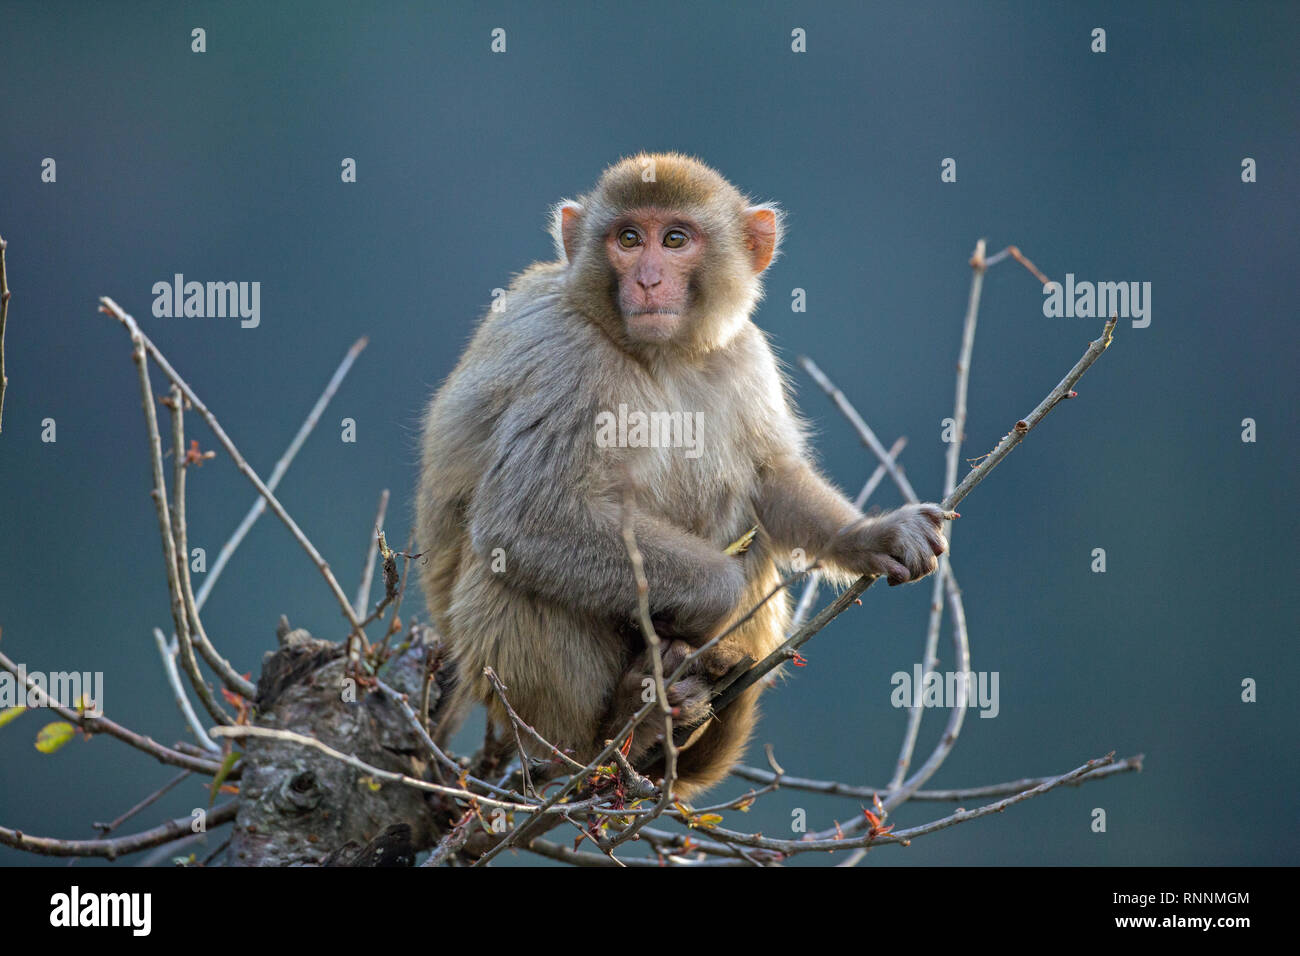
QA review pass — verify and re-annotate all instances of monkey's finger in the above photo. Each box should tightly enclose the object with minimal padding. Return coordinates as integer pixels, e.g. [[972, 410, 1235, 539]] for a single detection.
[[871, 554, 910, 585], [913, 553, 939, 578], [926, 528, 949, 555], [660, 639, 692, 673]]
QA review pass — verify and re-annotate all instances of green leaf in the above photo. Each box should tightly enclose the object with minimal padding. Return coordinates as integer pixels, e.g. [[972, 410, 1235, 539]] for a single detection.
[[209, 750, 241, 806], [0, 706, 27, 729], [35, 721, 76, 754]]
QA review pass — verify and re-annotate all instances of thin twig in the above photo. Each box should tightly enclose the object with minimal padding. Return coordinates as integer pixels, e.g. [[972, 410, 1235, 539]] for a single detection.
[[358, 530, 403, 628], [602, 496, 677, 851], [355, 489, 389, 618], [168, 385, 248, 716], [982, 244, 1051, 285], [371, 678, 522, 800], [0, 234, 9, 432], [484, 668, 585, 776], [791, 436, 906, 629], [99, 298, 370, 658], [947, 318, 1117, 507], [199, 836, 232, 867], [892, 239, 986, 789], [93, 769, 192, 833], [524, 839, 662, 867], [210, 724, 545, 812], [731, 753, 1144, 800], [880, 753, 1122, 844], [0, 650, 222, 773], [152, 628, 218, 750], [422, 809, 477, 867], [194, 336, 368, 614], [166, 382, 255, 700], [159, 385, 241, 729], [714, 316, 1118, 716], [800, 356, 923, 503], [768, 356, 968, 815], [665, 753, 1122, 858], [1, 803, 237, 860], [381, 532, 417, 647], [638, 825, 781, 862], [883, 572, 970, 813], [130, 330, 230, 726]]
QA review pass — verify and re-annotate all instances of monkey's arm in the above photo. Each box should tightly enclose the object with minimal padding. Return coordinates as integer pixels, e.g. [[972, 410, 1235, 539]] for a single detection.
[[756, 456, 948, 585], [469, 453, 744, 641]]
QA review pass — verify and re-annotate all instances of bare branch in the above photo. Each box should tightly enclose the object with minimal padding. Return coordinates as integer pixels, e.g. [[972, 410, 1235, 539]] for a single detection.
[[892, 238, 987, 789], [526, 838, 750, 867], [483, 667, 585, 775], [355, 489, 389, 618], [947, 319, 1118, 507], [665, 753, 1125, 858], [152, 627, 218, 751], [194, 336, 368, 615], [210, 724, 543, 813], [158, 338, 368, 702], [883, 753, 1126, 844], [731, 753, 1144, 800], [982, 244, 1051, 285], [603, 491, 677, 850], [99, 298, 370, 657], [0, 234, 9, 432], [1, 803, 237, 860], [0, 648, 221, 774], [800, 356, 923, 503], [714, 316, 1118, 716], [129, 331, 230, 726], [93, 769, 192, 834]]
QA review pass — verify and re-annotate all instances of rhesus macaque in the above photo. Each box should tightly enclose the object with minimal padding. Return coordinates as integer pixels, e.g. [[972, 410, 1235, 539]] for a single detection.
[[417, 153, 947, 797]]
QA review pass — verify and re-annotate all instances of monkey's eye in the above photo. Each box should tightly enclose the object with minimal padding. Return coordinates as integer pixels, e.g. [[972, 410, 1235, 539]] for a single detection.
[[617, 229, 641, 249], [663, 229, 688, 249]]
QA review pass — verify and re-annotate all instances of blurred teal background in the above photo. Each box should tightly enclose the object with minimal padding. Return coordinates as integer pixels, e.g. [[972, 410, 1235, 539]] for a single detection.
[[1, 0, 1296, 865]]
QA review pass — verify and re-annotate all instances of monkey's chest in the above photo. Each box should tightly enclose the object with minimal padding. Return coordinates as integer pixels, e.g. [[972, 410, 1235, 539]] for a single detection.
[[600, 396, 757, 545]]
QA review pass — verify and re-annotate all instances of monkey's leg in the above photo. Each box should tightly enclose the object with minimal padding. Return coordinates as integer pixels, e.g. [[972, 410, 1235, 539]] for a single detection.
[[638, 684, 762, 801], [599, 640, 714, 762], [606, 635, 759, 799]]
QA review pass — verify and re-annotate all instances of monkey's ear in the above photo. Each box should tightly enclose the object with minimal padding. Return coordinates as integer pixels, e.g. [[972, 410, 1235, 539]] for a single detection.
[[743, 205, 782, 274], [551, 200, 585, 263]]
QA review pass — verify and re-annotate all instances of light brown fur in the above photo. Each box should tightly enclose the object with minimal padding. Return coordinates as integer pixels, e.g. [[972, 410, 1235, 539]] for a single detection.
[[417, 153, 946, 798]]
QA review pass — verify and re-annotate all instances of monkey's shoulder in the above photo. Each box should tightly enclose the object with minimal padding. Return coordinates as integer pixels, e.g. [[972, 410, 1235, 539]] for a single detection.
[[434, 290, 613, 444]]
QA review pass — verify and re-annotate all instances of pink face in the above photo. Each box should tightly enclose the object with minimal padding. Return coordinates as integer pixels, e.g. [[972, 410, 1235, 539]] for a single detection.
[[604, 210, 706, 343]]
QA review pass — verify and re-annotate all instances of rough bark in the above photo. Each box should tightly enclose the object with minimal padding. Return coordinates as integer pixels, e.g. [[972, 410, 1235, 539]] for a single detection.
[[226, 622, 451, 866]]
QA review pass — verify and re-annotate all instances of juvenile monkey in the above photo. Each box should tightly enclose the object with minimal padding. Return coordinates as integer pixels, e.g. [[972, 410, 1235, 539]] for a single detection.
[[417, 153, 947, 797]]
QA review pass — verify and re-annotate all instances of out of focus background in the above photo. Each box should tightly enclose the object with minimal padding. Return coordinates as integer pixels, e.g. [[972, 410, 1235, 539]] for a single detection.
[[1, 0, 1296, 865]]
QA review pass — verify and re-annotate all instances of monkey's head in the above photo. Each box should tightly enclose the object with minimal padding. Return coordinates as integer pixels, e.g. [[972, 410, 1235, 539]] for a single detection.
[[552, 152, 782, 354]]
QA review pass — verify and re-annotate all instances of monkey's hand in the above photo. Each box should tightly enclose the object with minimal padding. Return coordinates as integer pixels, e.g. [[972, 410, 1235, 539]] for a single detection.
[[838, 503, 949, 586], [602, 640, 716, 762]]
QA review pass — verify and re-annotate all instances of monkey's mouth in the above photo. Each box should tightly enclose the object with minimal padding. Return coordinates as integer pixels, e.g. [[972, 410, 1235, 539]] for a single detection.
[[624, 309, 683, 342]]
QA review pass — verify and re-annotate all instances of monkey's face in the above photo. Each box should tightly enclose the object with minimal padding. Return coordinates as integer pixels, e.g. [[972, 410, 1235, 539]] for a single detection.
[[604, 209, 704, 344], [555, 154, 783, 354]]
